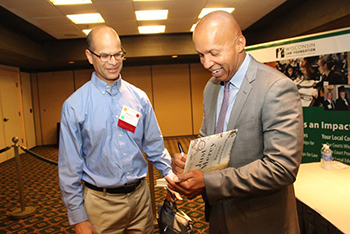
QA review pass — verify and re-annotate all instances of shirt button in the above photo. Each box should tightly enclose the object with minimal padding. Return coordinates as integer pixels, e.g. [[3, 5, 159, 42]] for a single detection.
[[113, 97, 115, 99], [102, 91, 105, 94], [116, 115, 118, 118], [119, 135, 122, 137], [126, 172, 130, 175], [124, 153, 126, 156]]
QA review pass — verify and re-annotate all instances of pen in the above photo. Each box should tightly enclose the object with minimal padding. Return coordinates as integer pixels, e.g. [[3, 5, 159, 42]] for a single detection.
[[177, 141, 185, 156]]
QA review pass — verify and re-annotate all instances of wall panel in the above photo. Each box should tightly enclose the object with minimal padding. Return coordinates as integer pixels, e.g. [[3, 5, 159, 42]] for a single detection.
[[37, 71, 74, 145], [74, 69, 93, 90], [152, 64, 192, 137], [31, 73, 42, 145], [21, 72, 36, 149], [30, 62, 208, 144], [121, 66, 153, 105], [190, 63, 211, 135]]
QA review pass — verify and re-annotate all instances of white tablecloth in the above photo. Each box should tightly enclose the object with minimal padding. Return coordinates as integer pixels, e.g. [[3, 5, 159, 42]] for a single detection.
[[294, 161, 350, 234]]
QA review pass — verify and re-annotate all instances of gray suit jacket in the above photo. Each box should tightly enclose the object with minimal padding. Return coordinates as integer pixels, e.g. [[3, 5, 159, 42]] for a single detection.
[[201, 56, 303, 234]]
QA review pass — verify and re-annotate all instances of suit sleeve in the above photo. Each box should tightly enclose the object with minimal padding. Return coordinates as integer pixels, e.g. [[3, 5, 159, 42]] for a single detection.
[[204, 77, 304, 204]]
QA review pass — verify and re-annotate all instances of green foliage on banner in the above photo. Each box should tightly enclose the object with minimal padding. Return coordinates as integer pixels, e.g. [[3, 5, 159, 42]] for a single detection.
[[303, 107, 350, 164]]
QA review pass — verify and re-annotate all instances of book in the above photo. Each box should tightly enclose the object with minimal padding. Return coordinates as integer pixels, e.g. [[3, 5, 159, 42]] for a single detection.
[[183, 129, 237, 173]]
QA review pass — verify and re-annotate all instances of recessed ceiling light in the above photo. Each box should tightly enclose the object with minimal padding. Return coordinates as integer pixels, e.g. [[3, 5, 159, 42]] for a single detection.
[[83, 29, 92, 35], [198, 8, 235, 18], [138, 25, 166, 34], [172, 55, 178, 59], [135, 10, 168, 21], [190, 24, 197, 32], [67, 13, 105, 24], [49, 0, 92, 5]]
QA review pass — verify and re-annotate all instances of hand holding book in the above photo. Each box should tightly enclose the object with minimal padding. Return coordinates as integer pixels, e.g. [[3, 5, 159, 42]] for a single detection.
[[183, 129, 237, 173]]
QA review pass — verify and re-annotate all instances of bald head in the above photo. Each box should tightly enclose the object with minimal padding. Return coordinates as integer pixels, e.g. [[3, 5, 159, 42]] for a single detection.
[[194, 11, 242, 43], [85, 25, 124, 86], [192, 11, 246, 82], [87, 25, 121, 51]]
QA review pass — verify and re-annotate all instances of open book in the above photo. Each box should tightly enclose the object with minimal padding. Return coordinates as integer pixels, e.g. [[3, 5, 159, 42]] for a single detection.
[[183, 129, 237, 173], [155, 129, 237, 188]]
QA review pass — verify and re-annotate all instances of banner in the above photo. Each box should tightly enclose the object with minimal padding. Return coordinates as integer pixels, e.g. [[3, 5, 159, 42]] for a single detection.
[[303, 107, 350, 164], [246, 28, 350, 164]]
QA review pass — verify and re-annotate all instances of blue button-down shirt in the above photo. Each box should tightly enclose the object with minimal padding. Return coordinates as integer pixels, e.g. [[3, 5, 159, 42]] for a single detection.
[[216, 53, 251, 132], [58, 72, 173, 225]]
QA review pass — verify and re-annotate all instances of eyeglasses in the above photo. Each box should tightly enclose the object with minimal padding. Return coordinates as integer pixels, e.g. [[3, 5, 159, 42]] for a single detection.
[[88, 47, 126, 62]]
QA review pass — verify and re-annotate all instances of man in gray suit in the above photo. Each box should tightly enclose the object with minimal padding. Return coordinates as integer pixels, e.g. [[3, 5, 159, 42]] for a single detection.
[[166, 11, 304, 234]]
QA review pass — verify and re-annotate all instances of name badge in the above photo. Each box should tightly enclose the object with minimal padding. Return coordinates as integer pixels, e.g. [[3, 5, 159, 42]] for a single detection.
[[118, 105, 140, 133]]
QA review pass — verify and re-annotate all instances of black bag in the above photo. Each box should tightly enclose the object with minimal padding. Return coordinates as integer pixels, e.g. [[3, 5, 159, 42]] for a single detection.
[[157, 200, 193, 234]]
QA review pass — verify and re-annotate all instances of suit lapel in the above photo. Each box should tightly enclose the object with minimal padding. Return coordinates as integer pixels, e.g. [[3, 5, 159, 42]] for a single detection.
[[207, 82, 221, 135], [227, 57, 258, 130]]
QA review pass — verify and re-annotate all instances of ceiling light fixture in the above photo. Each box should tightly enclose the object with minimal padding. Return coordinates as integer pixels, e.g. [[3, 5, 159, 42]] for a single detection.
[[138, 25, 166, 34], [198, 8, 235, 18], [190, 24, 197, 32], [135, 10, 168, 21], [49, 0, 92, 5], [67, 13, 105, 24], [83, 29, 92, 35]]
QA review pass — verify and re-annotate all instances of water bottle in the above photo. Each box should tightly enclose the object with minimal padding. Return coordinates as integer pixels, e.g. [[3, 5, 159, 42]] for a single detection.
[[320, 144, 332, 170]]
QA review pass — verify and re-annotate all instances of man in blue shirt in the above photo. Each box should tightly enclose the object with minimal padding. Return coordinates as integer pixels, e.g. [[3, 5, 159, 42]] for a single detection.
[[58, 25, 175, 234]]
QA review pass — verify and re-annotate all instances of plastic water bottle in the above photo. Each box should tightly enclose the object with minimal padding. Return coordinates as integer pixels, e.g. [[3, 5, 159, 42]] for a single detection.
[[320, 144, 332, 170]]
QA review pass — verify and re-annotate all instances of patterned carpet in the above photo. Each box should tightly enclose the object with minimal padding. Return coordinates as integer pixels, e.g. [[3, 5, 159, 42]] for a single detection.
[[0, 136, 209, 233]]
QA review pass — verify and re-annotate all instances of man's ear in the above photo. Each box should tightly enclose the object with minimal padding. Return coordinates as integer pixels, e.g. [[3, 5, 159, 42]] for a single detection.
[[236, 35, 246, 53], [85, 49, 93, 65]]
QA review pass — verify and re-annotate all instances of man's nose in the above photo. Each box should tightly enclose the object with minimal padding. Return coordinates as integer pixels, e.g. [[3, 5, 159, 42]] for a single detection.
[[108, 55, 119, 65], [202, 56, 214, 69]]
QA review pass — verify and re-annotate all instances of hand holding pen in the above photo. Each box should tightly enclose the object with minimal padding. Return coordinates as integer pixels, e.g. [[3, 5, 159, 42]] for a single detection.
[[170, 142, 187, 175]]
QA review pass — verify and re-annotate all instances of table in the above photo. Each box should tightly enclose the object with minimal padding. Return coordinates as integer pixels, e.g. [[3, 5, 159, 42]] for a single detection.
[[294, 161, 350, 234]]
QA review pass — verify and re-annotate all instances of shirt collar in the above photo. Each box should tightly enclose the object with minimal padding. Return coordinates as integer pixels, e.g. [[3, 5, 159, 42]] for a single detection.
[[228, 52, 250, 89], [91, 72, 121, 96]]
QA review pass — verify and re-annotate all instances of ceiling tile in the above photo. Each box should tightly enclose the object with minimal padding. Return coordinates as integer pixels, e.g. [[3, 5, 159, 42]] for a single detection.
[[54, 4, 98, 15], [0, 0, 286, 39], [94, 1, 134, 15], [108, 20, 139, 35]]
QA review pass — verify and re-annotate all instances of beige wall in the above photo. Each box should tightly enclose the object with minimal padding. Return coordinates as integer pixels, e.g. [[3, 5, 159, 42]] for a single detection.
[[20, 72, 36, 149], [36, 71, 75, 145], [122, 66, 153, 104], [31, 73, 42, 146], [74, 69, 93, 90], [32, 63, 209, 145], [190, 64, 212, 134], [152, 64, 192, 136]]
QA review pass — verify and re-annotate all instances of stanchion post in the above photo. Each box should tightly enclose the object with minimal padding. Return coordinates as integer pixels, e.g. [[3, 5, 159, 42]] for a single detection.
[[148, 160, 158, 226], [11, 136, 36, 219]]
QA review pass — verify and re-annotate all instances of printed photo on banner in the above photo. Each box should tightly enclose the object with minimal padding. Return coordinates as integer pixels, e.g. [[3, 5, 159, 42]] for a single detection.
[[265, 52, 349, 107], [323, 84, 350, 111]]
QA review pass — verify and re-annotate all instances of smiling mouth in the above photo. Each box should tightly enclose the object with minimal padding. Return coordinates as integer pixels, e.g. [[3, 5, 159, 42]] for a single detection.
[[107, 68, 119, 72], [211, 68, 222, 74]]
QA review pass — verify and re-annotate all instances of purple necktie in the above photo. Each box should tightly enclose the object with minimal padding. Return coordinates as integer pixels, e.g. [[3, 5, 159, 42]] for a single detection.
[[216, 81, 230, 133]]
